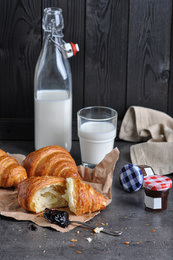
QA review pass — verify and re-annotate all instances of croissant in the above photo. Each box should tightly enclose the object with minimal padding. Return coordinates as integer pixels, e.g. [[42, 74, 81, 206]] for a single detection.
[[63, 178, 107, 215], [18, 176, 68, 213], [21, 145, 81, 179], [0, 149, 27, 187]]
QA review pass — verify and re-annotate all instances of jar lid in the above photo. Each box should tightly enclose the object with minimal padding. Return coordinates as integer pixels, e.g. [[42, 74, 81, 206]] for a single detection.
[[119, 164, 143, 192], [143, 175, 172, 191]]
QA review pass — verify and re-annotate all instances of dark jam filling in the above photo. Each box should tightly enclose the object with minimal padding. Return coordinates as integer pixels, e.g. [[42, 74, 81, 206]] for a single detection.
[[44, 208, 69, 228]]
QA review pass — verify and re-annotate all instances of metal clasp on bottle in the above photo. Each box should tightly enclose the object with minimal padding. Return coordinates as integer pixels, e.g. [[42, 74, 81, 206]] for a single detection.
[[49, 36, 79, 58]]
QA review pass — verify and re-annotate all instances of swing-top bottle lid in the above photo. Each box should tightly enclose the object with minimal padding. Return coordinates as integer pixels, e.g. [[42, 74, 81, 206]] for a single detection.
[[42, 7, 79, 58], [63, 42, 80, 58]]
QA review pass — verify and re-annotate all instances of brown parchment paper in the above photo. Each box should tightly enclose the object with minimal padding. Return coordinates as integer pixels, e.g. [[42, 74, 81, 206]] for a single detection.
[[0, 147, 119, 232]]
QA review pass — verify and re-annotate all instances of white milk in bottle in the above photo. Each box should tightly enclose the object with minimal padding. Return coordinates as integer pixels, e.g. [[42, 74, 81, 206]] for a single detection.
[[35, 89, 72, 151], [34, 8, 79, 151]]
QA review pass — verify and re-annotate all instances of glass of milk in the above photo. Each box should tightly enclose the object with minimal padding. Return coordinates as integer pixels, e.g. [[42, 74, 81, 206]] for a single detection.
[[77, 106, 118, 168]]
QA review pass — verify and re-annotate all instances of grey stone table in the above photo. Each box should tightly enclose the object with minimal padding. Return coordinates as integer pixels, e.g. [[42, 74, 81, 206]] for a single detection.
[[0, 140, 172, 260]]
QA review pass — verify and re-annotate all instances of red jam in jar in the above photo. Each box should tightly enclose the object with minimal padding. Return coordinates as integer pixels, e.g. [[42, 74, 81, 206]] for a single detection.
[[143, 175, 172, 211]]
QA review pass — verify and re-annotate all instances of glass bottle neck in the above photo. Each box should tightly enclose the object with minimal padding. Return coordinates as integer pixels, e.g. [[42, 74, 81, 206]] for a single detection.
[[43, 31, 63, 47]]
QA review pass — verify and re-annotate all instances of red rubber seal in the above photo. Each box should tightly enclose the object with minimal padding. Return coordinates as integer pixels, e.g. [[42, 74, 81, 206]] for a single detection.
[[70, 42, 77, 56]]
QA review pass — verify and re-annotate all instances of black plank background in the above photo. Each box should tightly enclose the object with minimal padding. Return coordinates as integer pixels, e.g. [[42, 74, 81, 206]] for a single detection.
[[85, 0, 128, 119], [0, 0, 172, 140], [127, 0, 172, 112]]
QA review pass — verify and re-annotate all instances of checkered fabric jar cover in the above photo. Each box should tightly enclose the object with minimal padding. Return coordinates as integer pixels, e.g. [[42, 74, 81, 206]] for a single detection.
[[143, 175, 172, 191], [120, 164, 143, 192]]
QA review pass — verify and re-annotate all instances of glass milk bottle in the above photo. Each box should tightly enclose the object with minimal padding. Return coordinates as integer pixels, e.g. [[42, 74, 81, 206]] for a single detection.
[[34, 7, 79, 151]]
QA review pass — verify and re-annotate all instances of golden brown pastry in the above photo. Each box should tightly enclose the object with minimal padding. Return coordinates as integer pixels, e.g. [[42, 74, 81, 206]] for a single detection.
[[21, 145, 81, 179], [0, 149, 27, 187], [63, 178, 107, 215], [18, 176, 68, 213]]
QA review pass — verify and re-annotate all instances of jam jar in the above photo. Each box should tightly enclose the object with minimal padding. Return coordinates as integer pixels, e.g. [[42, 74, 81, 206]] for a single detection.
[[143, 175, 172, 211]]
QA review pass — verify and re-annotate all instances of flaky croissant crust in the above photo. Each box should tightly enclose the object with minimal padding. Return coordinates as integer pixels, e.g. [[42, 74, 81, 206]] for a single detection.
[[18, 176, 67, 213], [64, 178, 107, 215], [0, 149, 27, 187], [21, 145, 81, 179]]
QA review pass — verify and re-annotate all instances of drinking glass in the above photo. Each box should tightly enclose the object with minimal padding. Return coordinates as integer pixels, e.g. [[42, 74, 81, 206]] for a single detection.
[[77, 106, 118, 168]]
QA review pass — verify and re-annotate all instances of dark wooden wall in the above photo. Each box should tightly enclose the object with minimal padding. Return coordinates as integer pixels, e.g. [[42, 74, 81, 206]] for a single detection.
[[0, 0, 172, 140]]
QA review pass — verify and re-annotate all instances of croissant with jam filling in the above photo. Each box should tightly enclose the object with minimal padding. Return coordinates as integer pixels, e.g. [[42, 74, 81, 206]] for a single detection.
[[21, 145, 81, 179]]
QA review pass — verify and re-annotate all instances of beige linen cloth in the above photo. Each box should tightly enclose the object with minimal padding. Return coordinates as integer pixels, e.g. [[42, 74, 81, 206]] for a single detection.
[[119, 106, 173, 175]]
